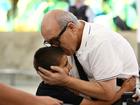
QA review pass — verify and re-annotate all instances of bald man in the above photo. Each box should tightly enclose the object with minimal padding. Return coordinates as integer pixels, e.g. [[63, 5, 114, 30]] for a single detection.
[[37, 10, 139, 105]]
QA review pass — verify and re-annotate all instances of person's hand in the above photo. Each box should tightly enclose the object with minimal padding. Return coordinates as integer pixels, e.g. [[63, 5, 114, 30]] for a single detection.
[[132, 88, 140, 102], [132, 94, 140, 102], [37, 66, 70, 86], [121, 76, 136, 92], [37, 96, 63, 105]]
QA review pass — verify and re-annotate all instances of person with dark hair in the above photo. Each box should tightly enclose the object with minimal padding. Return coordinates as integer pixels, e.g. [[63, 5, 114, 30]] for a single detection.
[[34, 46, 104, 105], [37, 10, 139, 105], [68, 0, 94, 22], [34, 47, 69, 72]]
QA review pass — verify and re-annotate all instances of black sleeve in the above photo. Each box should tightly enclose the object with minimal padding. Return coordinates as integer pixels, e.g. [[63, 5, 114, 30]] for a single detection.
[[36, 81, 83, 105]]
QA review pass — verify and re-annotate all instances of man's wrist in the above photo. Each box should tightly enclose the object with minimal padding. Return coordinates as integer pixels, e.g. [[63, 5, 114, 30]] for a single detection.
[[63, 76, 73, 87]]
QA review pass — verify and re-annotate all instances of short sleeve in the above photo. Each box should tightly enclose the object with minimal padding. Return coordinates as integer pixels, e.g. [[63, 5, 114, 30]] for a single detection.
[[89, 40, 122, 80]]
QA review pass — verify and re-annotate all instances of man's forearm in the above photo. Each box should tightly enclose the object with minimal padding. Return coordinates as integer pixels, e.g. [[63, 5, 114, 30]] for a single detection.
[[80, 77, 136, 105], [79, 87, 126, 105], [90, 88, 126, 105], [64, 76, 116, 101]]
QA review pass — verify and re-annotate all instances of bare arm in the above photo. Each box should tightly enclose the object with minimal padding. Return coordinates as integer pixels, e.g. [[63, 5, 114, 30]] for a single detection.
[[64, 76, 116, 101], [38, 66, 116, 101], [80, 76, 136, 105], [79, 87, 125, 105], [0, 83, 62, 105]]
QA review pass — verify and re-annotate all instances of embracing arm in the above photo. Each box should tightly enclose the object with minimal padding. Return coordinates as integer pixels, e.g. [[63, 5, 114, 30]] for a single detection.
[[80, 76, 136, 105], [64, 76, 116, 101], [38, 66, 116, 101], [79, 86, 125, 105], [0, 83, 62, 105]]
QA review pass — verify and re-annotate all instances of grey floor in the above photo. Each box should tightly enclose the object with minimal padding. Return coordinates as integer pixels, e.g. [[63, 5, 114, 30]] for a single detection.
[[0, 73, 41, 94]]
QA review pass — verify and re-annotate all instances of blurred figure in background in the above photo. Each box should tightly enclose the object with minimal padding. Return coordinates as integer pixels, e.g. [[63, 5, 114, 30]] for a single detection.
[[0, 0, 11, 31], [7, 0, 18, 31], [7, 0, 18, 21], [68, 0, 95, 22]]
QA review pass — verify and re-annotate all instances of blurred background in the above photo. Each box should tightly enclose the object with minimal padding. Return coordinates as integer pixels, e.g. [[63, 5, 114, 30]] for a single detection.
[[0, 0, 138, 31], [0, 0, 139, 94]]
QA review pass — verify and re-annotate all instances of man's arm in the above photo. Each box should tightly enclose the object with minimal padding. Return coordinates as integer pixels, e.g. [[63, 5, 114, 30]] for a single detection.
[[0, 83, 62, 105], [80, 76, 136, 105], [64, 76, 116, 101], [38, 67, 116, 101]]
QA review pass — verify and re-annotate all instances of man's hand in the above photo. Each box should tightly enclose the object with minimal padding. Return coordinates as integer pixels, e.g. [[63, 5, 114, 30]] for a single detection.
[[38, 67, 116, 101], [37, 96, 63, 105], [121, 76, 136, 92], [38, 66, 70, 86]]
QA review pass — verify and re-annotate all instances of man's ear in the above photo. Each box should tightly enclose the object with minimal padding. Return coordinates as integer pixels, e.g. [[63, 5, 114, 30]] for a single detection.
[[67, 22, 77, 32]]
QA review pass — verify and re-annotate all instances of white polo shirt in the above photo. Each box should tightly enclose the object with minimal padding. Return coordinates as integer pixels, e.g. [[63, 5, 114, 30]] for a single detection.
[[69, 22, 139, 81]]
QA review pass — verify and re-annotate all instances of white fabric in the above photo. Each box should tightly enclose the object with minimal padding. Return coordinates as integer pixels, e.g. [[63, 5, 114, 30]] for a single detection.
[[85, 7, 95, 22], [69, 22, 139, 81]]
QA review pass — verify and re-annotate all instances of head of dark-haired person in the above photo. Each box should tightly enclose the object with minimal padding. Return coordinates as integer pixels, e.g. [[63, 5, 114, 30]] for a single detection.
[[34, 47, 71, 73]]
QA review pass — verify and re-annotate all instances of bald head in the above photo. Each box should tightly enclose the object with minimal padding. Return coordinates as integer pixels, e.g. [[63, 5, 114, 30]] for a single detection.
[[41, 10, 78, 39]]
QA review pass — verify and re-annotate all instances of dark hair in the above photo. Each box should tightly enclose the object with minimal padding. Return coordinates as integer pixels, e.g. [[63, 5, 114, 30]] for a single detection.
[[34, 47, 64, 71]]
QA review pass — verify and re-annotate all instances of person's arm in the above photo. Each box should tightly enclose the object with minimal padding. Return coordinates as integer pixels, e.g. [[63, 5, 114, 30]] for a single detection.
[[64, 76, 116, 101], [38, 66, 116, 101], [133, 88, 140, 102], [80, 76, 136, 105], [0, 83, 62, 105], [133, 86, 140, 102]]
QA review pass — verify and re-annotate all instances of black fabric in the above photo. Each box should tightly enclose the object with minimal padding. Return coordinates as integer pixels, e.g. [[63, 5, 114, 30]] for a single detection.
[[112, 94, 137, 105], [117, 78, 125, 86], [112, 84, 139, 105], [110, 95, 140, 105], [36, 81, 83, 105], [122, 92, 140, 105], [73, 54, 88, 81], [69, 5, 88, 21], [73, 54, 98, 101], [113, 16, 131, 30], [112, 98, 122, 105]]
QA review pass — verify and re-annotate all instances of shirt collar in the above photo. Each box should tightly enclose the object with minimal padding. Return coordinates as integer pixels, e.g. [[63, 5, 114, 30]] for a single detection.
[[76, 21, 91, 56]]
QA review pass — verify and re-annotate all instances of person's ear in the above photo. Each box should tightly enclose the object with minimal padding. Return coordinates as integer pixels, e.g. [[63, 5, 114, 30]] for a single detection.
[[67, 22, 77, 32]]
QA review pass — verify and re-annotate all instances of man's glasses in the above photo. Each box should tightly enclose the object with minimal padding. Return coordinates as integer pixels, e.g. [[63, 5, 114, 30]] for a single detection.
[[44, 24, 68, 47]]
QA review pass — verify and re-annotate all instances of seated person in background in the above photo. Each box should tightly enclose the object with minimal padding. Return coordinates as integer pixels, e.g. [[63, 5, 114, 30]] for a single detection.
[[34, 46, 98, 105], [68, 0, 95, 22]]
